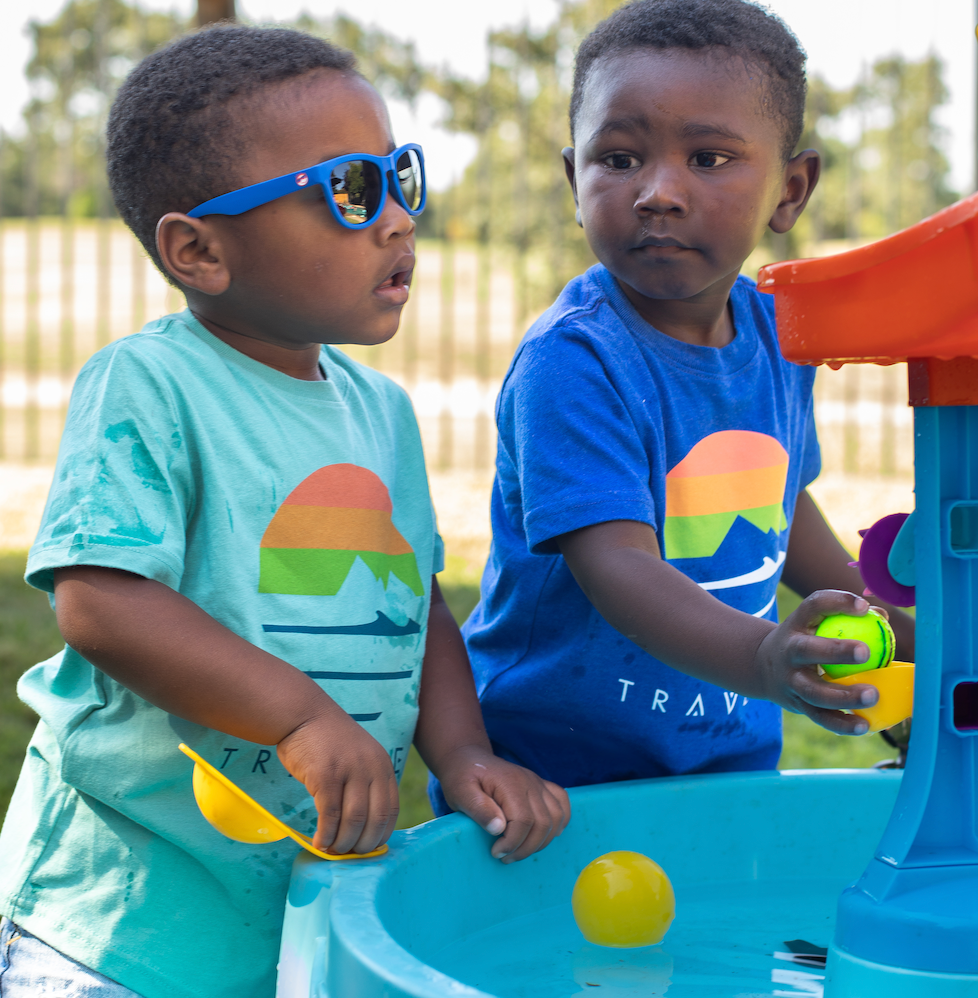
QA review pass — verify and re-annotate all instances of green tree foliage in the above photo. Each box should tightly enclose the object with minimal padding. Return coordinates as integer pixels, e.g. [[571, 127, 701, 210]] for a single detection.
[[1, 0, 958, 302], [2, 0, 184, 217], [419, 1, 627, 312], [787, 55, 956, 256], [343, 161, 367, 206], [294, 12, 428, 105]]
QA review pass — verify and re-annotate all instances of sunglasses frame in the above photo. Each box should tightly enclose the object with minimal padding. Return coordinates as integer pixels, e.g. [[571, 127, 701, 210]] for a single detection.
[[186, 143, 426, 229]]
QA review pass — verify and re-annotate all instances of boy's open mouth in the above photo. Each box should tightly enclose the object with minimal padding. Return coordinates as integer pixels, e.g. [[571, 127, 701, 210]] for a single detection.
[[374, 267, 413, 306]]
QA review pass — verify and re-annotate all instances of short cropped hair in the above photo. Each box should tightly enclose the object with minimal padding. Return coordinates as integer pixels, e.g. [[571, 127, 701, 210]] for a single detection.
[[570, 0, 807, 159], [107, 26, 357, 274]]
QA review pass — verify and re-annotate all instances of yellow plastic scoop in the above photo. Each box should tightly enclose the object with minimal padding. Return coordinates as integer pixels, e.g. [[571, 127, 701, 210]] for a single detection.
[[178, 743, 387, 861], [826, 661, 915, 734]]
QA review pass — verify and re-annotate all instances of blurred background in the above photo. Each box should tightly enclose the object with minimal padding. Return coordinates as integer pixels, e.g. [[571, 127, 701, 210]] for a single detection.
[[0, 0, 965, 822]]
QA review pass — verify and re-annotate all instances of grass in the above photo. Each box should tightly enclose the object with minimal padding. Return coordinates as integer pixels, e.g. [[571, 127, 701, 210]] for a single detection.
[[0, 552, 61, 819], [0, 559, 898, 828]]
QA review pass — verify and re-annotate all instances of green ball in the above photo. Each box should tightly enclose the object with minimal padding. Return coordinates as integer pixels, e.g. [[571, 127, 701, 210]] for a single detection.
[[816, 608, 895, 678]]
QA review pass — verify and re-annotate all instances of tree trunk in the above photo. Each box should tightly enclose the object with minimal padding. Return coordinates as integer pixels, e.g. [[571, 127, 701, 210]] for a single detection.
[[197, 0, 235, 27]]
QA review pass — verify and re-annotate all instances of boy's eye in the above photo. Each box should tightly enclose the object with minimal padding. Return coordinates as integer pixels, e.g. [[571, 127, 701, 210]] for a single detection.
[[692, 151, 731, 168], [604, 153, 640, 170]]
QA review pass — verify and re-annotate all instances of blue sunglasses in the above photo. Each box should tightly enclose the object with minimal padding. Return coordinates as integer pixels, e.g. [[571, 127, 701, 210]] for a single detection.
[[187, 143, 426, 229]]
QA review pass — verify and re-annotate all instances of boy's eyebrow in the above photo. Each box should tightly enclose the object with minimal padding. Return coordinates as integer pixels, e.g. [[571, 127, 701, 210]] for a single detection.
[[589, 117, 748, 145], [679, 121, 748, 144], [590, 114, 653, 140], [304, 143, 398, 166]]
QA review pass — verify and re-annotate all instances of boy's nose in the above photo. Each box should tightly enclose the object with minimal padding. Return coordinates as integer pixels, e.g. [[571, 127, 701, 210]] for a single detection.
[[633, 167, 689, 218], [375, 193, 416, 241]]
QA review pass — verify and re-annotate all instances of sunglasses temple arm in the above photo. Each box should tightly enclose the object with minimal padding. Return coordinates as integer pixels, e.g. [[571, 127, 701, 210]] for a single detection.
[[187, 173, 317, 218]]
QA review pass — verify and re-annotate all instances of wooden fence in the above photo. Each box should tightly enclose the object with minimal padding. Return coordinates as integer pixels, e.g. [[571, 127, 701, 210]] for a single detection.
[[0, 218, 913, 476]]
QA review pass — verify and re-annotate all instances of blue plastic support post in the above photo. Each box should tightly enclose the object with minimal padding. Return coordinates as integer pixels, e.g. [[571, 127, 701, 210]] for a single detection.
[[826, 404, 978, 995]]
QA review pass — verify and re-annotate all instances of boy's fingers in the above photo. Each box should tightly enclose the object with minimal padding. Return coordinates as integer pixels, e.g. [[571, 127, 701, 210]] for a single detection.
[[791, 590, 868, 631], [502, 794, 558, 862], [448, 765, 571, 862], [487, 781, 540, 859], [311, 778, 346, 851], [381, 778, 401, 843], [790, 669, 878, 711], [801, 703, 871, 736], [492, 785, 559, 862], [352, 777, 398, 855], [492, 779, 570, 862], [491, 811, 535, 860], [330, 783, 370, 855], [544, 780, 572, 833], [539, 785, 571, 841], [453, 784, 508, 837], [516, 786, 568, 856], [789, 633, 870, 668]]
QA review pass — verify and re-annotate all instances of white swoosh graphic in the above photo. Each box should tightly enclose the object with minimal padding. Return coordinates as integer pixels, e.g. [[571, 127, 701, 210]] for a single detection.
[[751, 592, 778, 618], [697, 550, 786, 591]]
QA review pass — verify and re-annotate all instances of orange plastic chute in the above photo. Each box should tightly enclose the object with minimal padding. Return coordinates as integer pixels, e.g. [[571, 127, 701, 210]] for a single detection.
[[757, 192, 978, 365]]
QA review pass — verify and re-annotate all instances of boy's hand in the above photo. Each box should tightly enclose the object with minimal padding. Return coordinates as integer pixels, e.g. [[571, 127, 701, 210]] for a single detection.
[[276, 704, 400, 856], [754, 590, 881, 735], [52, 566, 402, 858], [436, 745, 570, 864]]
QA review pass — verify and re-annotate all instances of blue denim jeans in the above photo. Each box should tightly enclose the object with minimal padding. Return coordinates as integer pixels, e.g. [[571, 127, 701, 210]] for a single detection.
[[0, 918, 142, 997]]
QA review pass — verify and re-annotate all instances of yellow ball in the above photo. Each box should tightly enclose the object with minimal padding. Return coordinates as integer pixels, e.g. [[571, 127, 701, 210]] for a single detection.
[[572, 850, 675, 948]]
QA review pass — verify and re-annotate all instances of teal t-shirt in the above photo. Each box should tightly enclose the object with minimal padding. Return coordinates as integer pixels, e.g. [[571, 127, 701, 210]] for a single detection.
[[0, 311, 443, 998]]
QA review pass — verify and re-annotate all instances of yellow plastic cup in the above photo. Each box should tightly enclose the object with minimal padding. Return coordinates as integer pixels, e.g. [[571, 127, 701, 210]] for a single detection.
[[826, 662, 914, 734], [178, 743, 387, 861]]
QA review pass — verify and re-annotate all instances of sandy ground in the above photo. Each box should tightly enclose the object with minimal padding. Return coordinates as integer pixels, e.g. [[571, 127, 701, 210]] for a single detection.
[[806, 473, 915, 555], [0, 465, 56, 552], [1, 463, 913, 571]]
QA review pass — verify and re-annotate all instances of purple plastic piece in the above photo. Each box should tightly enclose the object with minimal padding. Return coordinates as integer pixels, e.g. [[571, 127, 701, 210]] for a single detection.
[[857, 512, 916, 607]]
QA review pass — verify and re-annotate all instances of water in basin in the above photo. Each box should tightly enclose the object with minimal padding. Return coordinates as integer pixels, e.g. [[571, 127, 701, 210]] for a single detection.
[[430, 879, 835, 997], [278, 771, 902, 998]]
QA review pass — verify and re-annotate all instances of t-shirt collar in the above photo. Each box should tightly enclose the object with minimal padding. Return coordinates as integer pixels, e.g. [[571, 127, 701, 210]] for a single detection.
[[178, 309, 348, 403], [593, 265, 759, 375]]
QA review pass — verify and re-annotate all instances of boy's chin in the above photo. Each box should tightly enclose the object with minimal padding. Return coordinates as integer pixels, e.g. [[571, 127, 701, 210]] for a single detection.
[[615, 271, 719, 304], [323, 323, 401, 348], [609, 254, 747, 305]]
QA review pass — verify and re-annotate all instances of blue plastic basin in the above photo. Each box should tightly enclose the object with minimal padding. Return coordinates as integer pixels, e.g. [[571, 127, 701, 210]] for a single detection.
[[276, 769, 901, 997]]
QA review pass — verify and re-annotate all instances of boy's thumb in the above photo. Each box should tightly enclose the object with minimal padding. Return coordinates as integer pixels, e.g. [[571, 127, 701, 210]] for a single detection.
[[456, 790, 507, 837]]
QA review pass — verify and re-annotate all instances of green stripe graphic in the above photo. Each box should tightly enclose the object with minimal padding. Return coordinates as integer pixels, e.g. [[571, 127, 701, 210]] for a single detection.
[[260, 548, 424, 596], [664, 503, 787, 560]]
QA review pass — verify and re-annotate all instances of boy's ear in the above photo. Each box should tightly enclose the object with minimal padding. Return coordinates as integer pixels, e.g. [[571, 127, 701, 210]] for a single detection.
[[769, 149, 820, 235], [155, 214, 232, 296], [562, 147, 583, 228]]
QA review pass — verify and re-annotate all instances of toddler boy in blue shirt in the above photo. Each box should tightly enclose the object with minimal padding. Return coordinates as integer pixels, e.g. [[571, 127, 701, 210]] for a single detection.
[[433, 0, 915, 807], [0, 27, 567, 998]]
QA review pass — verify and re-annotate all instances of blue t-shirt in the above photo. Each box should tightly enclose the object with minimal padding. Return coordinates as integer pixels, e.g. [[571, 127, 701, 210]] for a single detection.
[[459, 265, 819, 792]]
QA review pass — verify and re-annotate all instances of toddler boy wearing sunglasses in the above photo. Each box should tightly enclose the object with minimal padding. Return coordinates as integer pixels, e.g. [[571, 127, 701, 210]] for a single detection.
[[0, 26, 568, 998], [432, 0, 915, 814]]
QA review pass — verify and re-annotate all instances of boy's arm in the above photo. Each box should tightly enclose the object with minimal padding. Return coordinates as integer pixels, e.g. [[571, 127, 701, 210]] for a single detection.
[[53, 566, 399, 855], [413, 577, 570, 863], [557, 520, 881, 734], [781, 490, 914, 661]]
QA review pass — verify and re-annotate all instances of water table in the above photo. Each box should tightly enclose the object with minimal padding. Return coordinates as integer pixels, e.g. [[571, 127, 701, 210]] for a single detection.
[[274, 192, 978, 998]]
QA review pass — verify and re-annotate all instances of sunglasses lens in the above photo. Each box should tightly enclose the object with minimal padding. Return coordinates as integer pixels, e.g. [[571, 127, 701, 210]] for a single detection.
[[395, 148, 423, 212], [329, 160, 382, 224]]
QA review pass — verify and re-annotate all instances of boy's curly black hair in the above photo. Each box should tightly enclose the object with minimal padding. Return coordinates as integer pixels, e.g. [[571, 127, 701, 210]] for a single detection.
[[107, 26, 357, 275], [570, 0, 807, 160]]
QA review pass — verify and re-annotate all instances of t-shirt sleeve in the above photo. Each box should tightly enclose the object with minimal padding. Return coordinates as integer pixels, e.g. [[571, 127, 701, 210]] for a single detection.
[[501, 326, 656, 556], [26, 344, 191, 594], [432, 529, 445, 575]]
